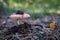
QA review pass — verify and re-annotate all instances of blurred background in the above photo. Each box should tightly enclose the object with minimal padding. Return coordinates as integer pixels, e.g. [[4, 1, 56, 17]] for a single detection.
[[0, 0, 60, 40], [0, 0, 60, 18]]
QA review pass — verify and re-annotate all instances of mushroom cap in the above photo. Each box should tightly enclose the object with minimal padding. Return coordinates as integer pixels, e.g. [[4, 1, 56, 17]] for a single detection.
[[23, 13, 30, 18], [9, 13, 30, 19], [9, 14, 23, 19]]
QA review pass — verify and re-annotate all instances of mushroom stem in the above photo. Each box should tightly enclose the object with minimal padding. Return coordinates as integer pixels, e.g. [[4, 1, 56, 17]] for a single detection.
[[17, 19, 22, 25]]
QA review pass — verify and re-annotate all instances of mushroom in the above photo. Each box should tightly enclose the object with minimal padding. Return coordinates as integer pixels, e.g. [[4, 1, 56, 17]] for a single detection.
[[9, 10, 31, 25]]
